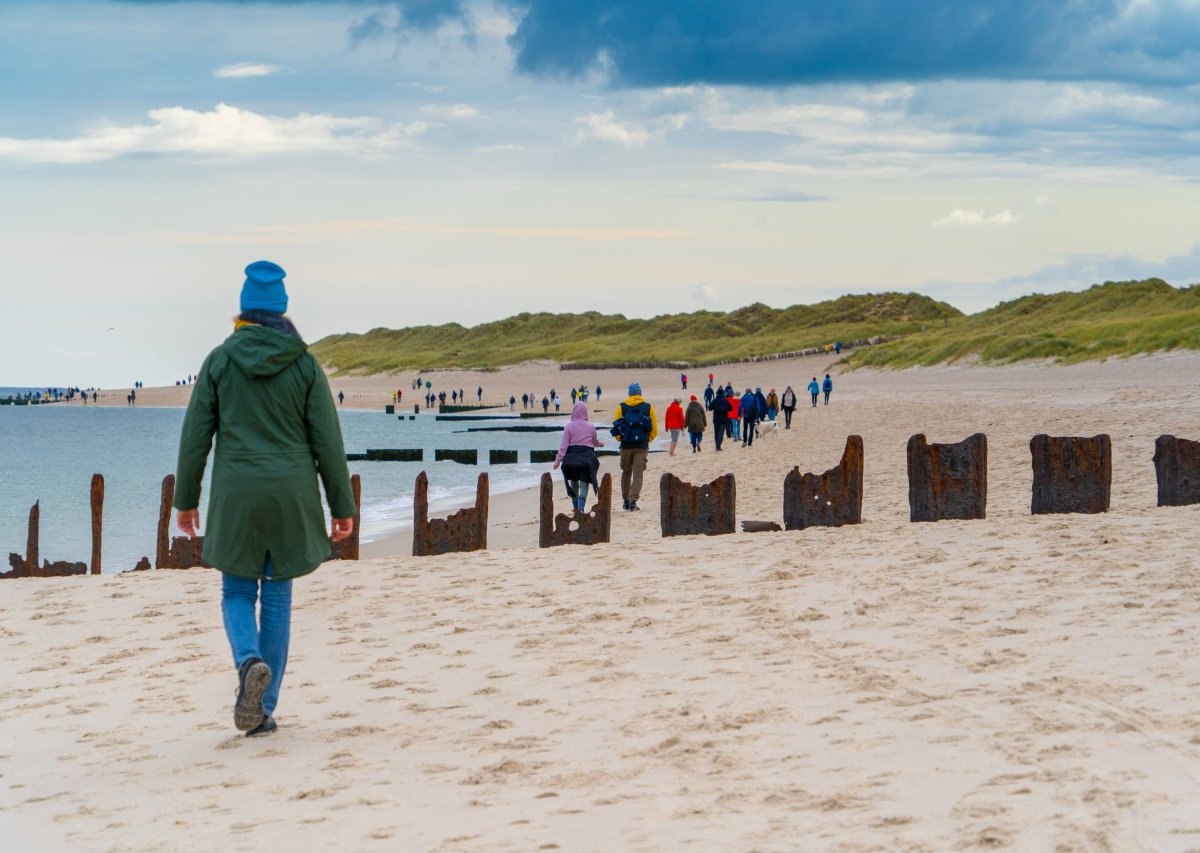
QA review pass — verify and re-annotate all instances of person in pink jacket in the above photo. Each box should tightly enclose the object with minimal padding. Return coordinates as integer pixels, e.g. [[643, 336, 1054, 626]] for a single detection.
[[553, 402, 605, 512]]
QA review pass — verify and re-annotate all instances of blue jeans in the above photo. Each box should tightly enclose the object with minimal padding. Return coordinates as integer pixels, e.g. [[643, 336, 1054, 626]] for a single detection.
[[221, 558, 292, 717]]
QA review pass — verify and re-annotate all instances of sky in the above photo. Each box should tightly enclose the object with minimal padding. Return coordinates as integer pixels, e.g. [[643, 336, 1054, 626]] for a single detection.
[[2, 0, 1199, 387]]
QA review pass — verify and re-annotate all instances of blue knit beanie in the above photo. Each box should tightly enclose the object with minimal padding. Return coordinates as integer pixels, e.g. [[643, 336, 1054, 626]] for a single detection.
[[240, 260, 288, 314], [628, 382, 641, 396]]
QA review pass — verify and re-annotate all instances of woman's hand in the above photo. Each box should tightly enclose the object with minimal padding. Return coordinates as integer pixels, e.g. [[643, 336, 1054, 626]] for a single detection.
[[331, 518, 354, 542], [176, 509, 200, 538], [552, 461, 561, 470]]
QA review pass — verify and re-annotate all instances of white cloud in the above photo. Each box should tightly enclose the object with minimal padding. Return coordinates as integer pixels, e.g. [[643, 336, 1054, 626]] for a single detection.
[[0, 103, 428, 164], [473, 143, 521, 153], [213, 63, 282, 79], [934, 208, 1018, 227], [691, 283, 720, 304], [575, 110, 648, 147], [421, 103, 481, 119]]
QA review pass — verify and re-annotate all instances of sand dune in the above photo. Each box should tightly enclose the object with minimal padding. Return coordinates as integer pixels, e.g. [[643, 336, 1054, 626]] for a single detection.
[[4, 353, 1200, 850]]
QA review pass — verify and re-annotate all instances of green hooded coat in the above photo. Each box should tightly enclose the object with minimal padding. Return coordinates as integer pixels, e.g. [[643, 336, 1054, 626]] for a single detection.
[[174, 323, 355, 580]]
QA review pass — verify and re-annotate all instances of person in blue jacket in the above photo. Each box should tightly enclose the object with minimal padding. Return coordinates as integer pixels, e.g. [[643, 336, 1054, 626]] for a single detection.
[[753, 387, 768, 437], [808, 377, 820, 407], [703, 384, 715, 410], [739, 388, 759, 446], [822, 374, 833, 405]]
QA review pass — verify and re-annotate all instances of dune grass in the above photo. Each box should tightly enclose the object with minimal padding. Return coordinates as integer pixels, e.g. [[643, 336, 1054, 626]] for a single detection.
[[846, 279, 1200, 369], [311, 292, 961, 374]]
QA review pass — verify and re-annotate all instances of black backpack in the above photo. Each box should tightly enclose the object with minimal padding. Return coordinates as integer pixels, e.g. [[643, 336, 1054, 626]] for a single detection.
[[614, 401, 653, 444]]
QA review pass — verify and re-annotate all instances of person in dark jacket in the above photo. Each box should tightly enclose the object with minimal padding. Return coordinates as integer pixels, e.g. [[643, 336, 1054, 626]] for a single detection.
[[175, 261, 354, 738], [554, 402, 604, 512], [753, 387, 768, 437], [780, 385, 797, 428], [612, 382, 658, 510], [684, 395, 706, 452], [822, 374, 833, 405], [710, 391, 731, 451], [739, 388, 759, 447], [703, 384, 715, 410]]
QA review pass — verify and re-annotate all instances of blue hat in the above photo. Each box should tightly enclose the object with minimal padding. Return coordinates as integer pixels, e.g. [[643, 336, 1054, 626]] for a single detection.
[[628, 382, 641, 395], [240, 260, 288, 314]]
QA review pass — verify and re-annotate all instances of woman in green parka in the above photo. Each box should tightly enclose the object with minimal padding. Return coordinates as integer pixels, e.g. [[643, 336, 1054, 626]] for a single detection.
[[174, 260, 355, 737]]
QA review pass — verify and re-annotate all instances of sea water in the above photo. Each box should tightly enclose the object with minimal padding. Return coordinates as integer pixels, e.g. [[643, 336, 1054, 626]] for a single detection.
[[0, 405, 577, 573]]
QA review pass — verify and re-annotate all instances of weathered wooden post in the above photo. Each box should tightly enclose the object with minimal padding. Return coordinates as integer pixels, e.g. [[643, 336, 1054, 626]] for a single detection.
[[156, 475, 174, 569], [907, 433, 987, 522], [26, 501, 39, 578], [1153, 435, 1200, 507], [783, 436, 864, 530], [1030, 434, 1111, 515], [659, 472, 737, 537], [539, 472, 612, 547], [328, 474, 363, 560], [413, 471, 489, 557], [90, 474, 104, 575]]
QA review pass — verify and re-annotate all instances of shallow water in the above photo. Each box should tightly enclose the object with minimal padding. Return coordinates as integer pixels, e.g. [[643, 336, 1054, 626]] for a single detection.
[[0, 406, 572, 573]]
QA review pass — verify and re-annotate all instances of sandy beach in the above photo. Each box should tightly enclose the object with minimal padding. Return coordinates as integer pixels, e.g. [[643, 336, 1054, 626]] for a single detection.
[[4, 353, 1200, 850]]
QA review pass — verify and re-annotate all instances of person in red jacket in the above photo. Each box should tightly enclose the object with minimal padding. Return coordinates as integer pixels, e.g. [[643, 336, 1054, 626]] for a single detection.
[[664, 396, 685, 456]]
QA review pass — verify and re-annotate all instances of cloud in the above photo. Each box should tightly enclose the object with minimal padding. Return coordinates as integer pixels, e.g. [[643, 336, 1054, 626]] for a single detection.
[[691, 283, 720, 304], [213, 63, 281, 79], [507, 0, 1200, 88], [421, 103, 481, 119], [155, 218, 688, 243], [0, 103, 428, 164], [934, 208, 1018, 228], [575, 110, 647, 147]]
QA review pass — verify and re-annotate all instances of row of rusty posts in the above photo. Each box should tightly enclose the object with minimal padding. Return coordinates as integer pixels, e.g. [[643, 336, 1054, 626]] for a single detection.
[[412, 433, 1200, 555], [8, 435, 1199, 574], [3, 473, 362, 579]]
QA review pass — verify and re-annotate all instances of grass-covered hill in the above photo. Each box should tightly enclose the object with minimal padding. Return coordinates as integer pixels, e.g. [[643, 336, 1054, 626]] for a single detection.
[[310, 292, 961, 373], [846, 278, 1200, 369]]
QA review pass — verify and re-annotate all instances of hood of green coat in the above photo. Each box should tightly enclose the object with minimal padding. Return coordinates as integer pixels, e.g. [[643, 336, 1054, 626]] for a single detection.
[[225, 325, 309, 378]]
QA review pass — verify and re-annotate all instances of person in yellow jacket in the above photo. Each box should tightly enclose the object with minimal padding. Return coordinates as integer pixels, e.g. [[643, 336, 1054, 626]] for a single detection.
[[611, 382, 658, 511]]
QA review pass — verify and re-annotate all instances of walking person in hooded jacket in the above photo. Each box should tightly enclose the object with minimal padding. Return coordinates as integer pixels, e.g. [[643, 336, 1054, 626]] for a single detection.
[[710, 391, 731, 451], [684, 394, 706, 452], [664, 396, 685, 456], [740, 388, 759, 447], [808, 377, 820, 407], [612, 382, 657, 511], [822, 374, 834, 405], [554, 402, 604, 512], [174, 261, 355, 738]]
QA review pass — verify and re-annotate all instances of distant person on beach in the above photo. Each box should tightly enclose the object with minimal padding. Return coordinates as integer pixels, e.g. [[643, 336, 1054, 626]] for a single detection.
[[754, 387, 768, 435], [337, 391, 344, 406], [595, 385, 601, 401], [452, 390, 458, 404], [680, 372, 687, 390], [835, 341, 842, 355], [570, 388, 578, 405], [522, 393, 529, 410], [740, 388, 759, 447], [710, 390, 730, 451], [476, 386, 482, 402], [685, 395, 706, 453], [808, 377, 820, 407], [766, 388, 779, 422], [703, 384, 714, 410], [781, 385, 797, 428], [554, 395, 561, 412], [554, 401, 604, 513], [612, 382, 657, 511], [509, 395, 516, 411], [728, 391, 741, 441], [665, 396, 685, 456], [823, 374, 833, 405], [174, 260, 354, 738], [542, 396, 550, 413]]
